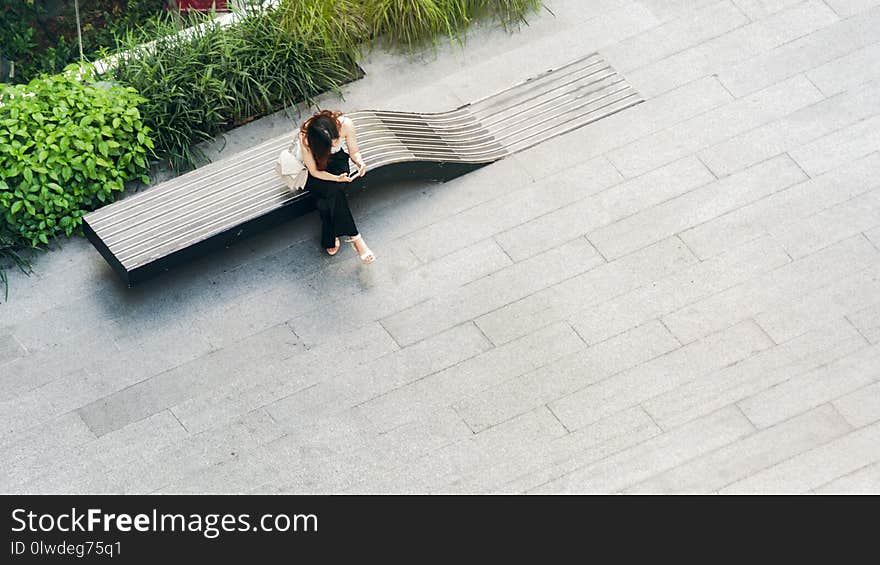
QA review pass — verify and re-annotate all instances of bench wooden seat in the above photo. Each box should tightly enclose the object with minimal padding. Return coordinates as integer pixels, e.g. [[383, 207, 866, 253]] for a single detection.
[[83, 53, 642, 285]]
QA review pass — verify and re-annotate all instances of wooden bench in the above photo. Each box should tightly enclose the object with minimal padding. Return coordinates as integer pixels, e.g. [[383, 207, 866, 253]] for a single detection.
[[83, 53, 642, 285]]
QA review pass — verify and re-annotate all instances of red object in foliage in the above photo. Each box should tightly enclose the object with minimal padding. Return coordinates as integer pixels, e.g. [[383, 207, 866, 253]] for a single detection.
[[176, 0, 230, 11]]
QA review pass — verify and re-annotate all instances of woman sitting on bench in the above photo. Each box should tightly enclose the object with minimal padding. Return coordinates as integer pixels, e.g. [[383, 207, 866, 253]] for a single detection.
[[299, 110, 376, 264]]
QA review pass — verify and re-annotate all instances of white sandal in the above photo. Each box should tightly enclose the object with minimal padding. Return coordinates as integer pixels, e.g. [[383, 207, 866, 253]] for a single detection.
[[327, 237, 340, 256], [345, 234, 376, 264]]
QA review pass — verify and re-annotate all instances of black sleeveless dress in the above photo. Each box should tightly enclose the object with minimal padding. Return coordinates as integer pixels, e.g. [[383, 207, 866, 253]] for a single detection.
[[304, 147, 359, 249]]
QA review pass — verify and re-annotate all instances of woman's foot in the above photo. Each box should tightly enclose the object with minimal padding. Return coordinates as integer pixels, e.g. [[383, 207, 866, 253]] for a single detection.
[[346, 234, 376, 264], [326, 237, 340, 256]]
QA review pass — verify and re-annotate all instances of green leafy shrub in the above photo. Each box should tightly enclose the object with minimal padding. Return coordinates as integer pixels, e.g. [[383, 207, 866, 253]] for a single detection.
[[108, 4, 361, 171], [0, 66, 154, 249]]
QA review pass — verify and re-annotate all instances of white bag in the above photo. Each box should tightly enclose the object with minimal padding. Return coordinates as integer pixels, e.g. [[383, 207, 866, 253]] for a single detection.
[[275, 135, 308, 191]]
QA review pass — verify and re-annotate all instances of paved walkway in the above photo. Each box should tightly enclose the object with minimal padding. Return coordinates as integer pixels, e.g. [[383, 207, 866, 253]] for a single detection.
[[3, 0, 880, 494]]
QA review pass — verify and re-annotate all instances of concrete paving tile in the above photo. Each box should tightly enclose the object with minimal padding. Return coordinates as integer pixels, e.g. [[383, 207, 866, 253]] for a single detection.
[[772, 181, 880, 257], [807, 41, 880, 95], [823, 0, 880, 16], [95, 320, 217, 386], [265, 322, 492, 425], [351, 407, 567, 493], [381, 238, 604, 346], [626, 404, 852, 493], [0, 367, 159, 441], [733, 0, 819, 20], [0, 272, 56, 331], [717, 6, 880, 96], [661, 234, 879, 343], [867, 225, 880, 248], [602, 1, 749, 73], [549, 320, 773, 431], [288, 238, 512, 347], [453, 321, 680, 432], [0, 336, 115, 405], [571, 236, 791, 345], [0, 334, 26, 366], [362, 160, 537, 242], [14, 410, 187, 493], [263, 407, 474, 493], [644, 317, 868, 428], [789, 114, 880, 176], [640, 0, 725, 20], [404, 157, 621, 262], [737, 343, 880, 428], [531, 405, 754, 492], [833, 381, 880, 428], [494, 157, 712, 262], [0, 412, 96, 490], [848, 302, 880, 343], [682, 152, 880, 259], [588, 154, 807, 260], [69, 409, 284, 494], [442, 6, 658, 104], [467, 407, 660, 493], [607, 75, 823, 178], [479, 235, 697, 345], [628, 0, 839, 97], [158, 446, 280, 494], [355, 322, 585, 433], [814, 462, 880, 492], [754, 262, 880, 343], [157, 323, 399, 436], [721, 419, 880, 493], [699, 80, 880, 178], [711, 0, 837, 52], [6, 296, 125, 355], [512, 76, 733, 180], [76, 323, 307, 437], [191, 247, 421, 349]]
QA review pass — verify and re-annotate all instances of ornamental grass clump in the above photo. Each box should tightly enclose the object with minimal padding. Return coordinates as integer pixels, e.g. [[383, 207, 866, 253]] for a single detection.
[[109, 3, 362, 171], [364, 0, 468, 49], [468, 0, 546, 29], [361, 0, 545, 50]]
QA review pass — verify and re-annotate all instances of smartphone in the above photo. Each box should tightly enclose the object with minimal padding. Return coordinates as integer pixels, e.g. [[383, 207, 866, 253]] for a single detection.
[[347, 168, 361, 179]]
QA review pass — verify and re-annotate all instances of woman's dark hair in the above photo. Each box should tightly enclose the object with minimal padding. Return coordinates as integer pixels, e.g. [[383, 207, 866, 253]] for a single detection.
[[301, 110, 342, 170]]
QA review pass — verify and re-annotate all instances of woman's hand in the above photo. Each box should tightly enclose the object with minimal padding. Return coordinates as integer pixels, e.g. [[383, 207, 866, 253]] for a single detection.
[[336, 172, 354, 183], [353, 159, 367, 178]]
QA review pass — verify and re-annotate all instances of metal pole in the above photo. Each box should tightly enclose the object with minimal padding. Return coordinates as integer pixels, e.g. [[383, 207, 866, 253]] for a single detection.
[[74, 0, 85, 63]]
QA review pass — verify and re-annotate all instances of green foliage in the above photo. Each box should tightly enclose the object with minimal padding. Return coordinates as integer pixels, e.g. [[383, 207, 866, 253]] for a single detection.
[[108, 5, 361, 171], [0, 0, 168, 83], [361, 0, 545, 50], [364, 0, 467, 49], [103, 0, 543, 170], [0, 0, 38, 68], [468, 0, 547, 29], [278, 0, 369, 60], [0, 65, 154, 251]]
